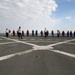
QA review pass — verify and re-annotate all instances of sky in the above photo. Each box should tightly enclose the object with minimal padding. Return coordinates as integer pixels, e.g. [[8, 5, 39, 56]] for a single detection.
[[0, 0, 75, 33]]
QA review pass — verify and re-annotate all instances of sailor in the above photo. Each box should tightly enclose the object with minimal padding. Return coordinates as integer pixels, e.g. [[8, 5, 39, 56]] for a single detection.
[[5, 28, 9, 37], [17, 26, 23, 39], [70, 31, 72, 37], [62, 31, 65, 37], [13, 30, 15, 36], [57, 30, 60, 37], [35, 30, 38, 36], [22, 30, 24, 36], [74, 31, 75, 37], [40, 30, 43, 36], [32, 30, 34, 36], [27, 30, 29, 36], [44, 28, 47, 38], [51, 30, 54, 37], [67, 31, 69, 37]]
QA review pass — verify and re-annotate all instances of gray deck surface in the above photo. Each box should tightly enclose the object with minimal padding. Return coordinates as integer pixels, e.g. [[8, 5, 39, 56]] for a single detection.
[[0, 36, 75, 75]]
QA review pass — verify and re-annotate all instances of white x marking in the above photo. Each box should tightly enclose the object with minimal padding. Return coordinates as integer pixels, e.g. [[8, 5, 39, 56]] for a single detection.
[[0, 36, 75, 61]]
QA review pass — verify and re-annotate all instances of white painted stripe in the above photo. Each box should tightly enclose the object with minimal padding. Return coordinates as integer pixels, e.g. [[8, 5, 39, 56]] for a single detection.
[[51, 50, 75, 58], [0, 48, 75, 61], [1, 36, 38, 47], [0, 54, 16, 61], [48, 39, 75, 47], [1, 36, 75, 60], [1, 36, 75, 47], [0, 42, 17, 45], [33, 46, 53, 50], [0, 49, 34, 61], [66, 43, 75, 45]]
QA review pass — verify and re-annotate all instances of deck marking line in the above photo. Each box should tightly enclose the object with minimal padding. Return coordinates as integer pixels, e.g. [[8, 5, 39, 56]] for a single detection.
[[0, 42, 17, 45], [65, 43, 75, 44], [0, 48, 75, 61], [1, 36, 38, 47], [0, 49, 34, 61], [0, 36, 75, 61], [48, 39, 75, 47], [51, 50, 75, 58]]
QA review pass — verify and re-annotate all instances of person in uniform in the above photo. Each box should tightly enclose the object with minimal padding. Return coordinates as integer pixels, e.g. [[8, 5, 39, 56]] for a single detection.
[[27, 30, 29, 36], [67, 31, 69, 37], [5, 28, 9, 37], [32, 30, 34, 36], [51, 30, 54, 37], [13, 30, 15, 36], [22, 30, 24, 36], [40, 30, 43, 36], [74, 31, 75, 37], [62, 31, 65, 37], [70, 31, 72, 37], [35, 30, 38, 36], [17, 26, 23, 39], [44, 28, 47, 38], [57, 30, 60, 37]]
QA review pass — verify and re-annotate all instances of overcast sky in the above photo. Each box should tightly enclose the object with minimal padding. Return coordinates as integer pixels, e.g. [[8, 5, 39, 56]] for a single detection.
[[0, 0, 75, 33]]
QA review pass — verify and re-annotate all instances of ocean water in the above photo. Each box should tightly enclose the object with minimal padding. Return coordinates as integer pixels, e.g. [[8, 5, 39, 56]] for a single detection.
[[0, 33, 5, 36]]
